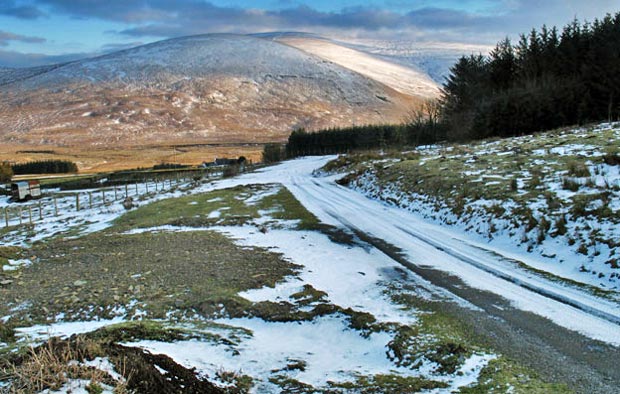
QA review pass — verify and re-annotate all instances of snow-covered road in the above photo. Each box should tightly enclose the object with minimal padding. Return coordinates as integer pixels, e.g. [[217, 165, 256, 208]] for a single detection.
[[218, 156, 620, 346]]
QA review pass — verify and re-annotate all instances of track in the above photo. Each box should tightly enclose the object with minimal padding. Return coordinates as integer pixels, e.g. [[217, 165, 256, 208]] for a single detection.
[[257, 159, 620, 344]]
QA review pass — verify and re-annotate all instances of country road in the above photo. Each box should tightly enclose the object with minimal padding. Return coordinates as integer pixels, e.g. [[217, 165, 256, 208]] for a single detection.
[[218, 156, 620, 393]]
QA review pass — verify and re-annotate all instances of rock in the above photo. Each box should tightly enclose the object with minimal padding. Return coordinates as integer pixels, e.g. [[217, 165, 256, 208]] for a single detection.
[[73, 280, 87, 287], [0, 280, 13, 286]]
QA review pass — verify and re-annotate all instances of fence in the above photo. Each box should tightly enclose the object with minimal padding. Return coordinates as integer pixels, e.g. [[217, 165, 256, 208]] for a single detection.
[[2, 169, 227, 229]]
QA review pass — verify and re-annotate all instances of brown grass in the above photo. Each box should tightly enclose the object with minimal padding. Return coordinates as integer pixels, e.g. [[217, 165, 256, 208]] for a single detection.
[[3, 338, 128, 393], [0, 142, 264, 173]]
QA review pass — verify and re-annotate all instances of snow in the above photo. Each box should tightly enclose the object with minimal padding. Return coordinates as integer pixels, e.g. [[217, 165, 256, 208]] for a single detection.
[[195, 156, 620, 346], [15, 317, 125, 342], [128, 315, 492, 392], [41, 380, 114, 394], [83, 357, 123, 381], [0, 178, 197, 246], [129, 316, 402, 389], [280, 37, 440, 99], [6, 151, 619, 390], [215, 225, 418, 324], [3, 259, 31, 271]]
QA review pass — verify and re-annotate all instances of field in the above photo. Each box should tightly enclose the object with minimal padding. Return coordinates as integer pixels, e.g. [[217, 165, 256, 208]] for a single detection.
[[0, 142, 264, 173], [0, 165, 577, 393]]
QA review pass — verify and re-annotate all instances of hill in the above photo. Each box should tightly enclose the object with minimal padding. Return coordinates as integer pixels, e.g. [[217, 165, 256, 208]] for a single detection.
[[261, 34, 441, 99], [321, 122, 620, 292], [0, 34, 434, 170]]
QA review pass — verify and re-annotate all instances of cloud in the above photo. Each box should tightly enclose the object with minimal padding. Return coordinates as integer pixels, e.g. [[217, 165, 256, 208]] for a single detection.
[[0, 1, 46, 19], [0, 30, 46, 46], [31, 0, 617, 43], [2, 0, 619, 68]]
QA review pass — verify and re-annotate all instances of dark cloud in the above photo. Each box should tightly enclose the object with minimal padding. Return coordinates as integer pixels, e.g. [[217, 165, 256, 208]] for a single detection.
[[17, 0, 620, 43], [0, 1, 46, 19], [0, 30, 46, 46], [2, 0, 619, 67]]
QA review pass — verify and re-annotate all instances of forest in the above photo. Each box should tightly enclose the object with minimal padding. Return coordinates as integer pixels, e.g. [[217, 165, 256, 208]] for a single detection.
[[11, 160, 79, 175], [283, 12, 620, 158]]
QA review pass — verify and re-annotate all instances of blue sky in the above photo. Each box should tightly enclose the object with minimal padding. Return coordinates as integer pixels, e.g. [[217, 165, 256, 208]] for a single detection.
[[0, 0, 618, 67]]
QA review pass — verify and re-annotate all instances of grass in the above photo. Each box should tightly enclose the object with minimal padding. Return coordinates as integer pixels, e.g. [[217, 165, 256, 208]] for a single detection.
[[385, 281, 572, 393], [460, 357, 571, 393], [0, 229, 298, 325], [328, 374, 448, 393], [1, 337, 129, 394], [114, 183, 321, 231], [323, 122, 620, 283], [0, 178, 581, 392]]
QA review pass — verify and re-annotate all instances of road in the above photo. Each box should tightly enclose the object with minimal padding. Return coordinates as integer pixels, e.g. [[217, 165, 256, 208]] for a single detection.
[[227, 156, 620, 393]]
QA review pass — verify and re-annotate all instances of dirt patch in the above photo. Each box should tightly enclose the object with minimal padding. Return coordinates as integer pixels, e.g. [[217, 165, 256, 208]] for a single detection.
[[0, 230, 299, 324]]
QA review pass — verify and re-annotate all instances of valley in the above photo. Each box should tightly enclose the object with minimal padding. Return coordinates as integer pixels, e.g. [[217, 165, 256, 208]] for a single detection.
[[0, 9, 618, 392], [1, 138, 619, 392]]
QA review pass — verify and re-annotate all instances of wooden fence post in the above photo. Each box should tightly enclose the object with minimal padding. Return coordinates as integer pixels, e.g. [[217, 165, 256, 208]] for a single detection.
[[38, 201, 43, 221], [135, 182, 138, 195], [101, 190, 105, 205], [28, 206, 32, 225], [54, 197, 58, 216], [89, 192, 93, 209], [4, 207, 8, 228], [125, 184, 128, 197], [114, 187, 118, 201], [76, 194, 80, 211], [145, 181, 149, 194]]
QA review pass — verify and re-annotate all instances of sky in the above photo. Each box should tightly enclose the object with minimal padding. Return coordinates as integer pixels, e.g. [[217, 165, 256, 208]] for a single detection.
[[0, 0, 618, 67]]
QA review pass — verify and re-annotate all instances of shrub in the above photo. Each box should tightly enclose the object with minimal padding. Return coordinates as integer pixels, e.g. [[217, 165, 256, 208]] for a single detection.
[[262, 144, 285, 164], [528, 169, 542, 190], [553, 216, 567, 237], [153, 163, 189, 170], [0, 162, 13, 183], [566, 160, 590, 177], [537, 217, 551, 244], [510, 178, 518, 192], [223, 164, 240, 178], [562, 177, 580, 192], [602, 148, 620, 166]]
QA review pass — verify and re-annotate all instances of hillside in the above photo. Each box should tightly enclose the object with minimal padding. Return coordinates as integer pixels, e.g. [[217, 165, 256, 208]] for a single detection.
[[266, 35, 441, 99], [321, 122, 620, 292], [0, 34, 430, 171]]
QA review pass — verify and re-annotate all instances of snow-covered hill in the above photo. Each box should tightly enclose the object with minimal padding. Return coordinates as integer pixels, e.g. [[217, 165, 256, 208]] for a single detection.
[[272, 36, 441, 99], [0, 34, 421, 150], [339, 39, 493, 84]]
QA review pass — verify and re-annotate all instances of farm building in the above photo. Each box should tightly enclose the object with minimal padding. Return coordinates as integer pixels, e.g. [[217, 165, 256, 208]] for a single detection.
[[11, 180, 42, 201]]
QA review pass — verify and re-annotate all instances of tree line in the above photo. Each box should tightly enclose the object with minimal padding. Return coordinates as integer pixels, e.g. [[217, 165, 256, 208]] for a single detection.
[[442, 12, 620, 140], [11, 160, 78, 175], [274, 12, 620, 160]]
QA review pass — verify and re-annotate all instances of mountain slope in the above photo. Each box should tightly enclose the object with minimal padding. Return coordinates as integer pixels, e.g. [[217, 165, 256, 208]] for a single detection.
[[272, 36, 441, 99], [0, 34, 420, 150]]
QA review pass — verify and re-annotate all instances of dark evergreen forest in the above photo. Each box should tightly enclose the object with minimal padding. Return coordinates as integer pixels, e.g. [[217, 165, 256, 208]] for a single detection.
[[284, 13, 620, 158], [12, 160, 78, 175]]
